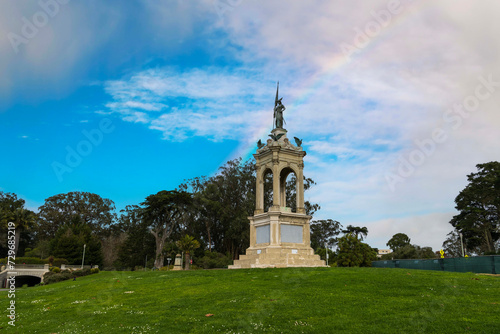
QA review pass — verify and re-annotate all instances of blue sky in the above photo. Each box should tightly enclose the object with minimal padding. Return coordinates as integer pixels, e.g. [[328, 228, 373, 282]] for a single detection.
[[1, 0, 500, 251]]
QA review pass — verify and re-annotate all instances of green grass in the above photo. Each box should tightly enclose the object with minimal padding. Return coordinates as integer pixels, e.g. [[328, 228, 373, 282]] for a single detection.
[[1, 267, 499, 333]]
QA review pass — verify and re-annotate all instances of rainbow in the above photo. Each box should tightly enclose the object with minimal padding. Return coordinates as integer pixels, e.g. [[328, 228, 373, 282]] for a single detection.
[[221, 0, 431, 167]]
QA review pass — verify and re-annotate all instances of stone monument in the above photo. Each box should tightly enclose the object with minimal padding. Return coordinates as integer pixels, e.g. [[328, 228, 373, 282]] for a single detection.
[[229, 83, 326, 269], [173, 254, 183, 270]]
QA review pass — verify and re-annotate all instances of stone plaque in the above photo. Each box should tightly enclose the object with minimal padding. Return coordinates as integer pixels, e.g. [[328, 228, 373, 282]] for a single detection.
[[256, 224, 270, 244], [280, 224, 303, 243]]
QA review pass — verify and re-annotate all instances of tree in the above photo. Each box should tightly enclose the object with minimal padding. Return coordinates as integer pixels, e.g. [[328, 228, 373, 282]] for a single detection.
[[50, 216, 103, 266], [442, 231, 463, 258], [180, 158, 255, 259], [342, 225, 369, 241], [386, 233, 411, 251], [24, 239, 51, 259], [387, 244, 436, 260], [336, 234, 377, 267], [176, 234, 200, 270], [142, 190, 192, 268], [115, 205, 155, 269], [450, 162, 500, 254], [38, 191, 116, 239], [310, 219, 343, 250], [0, 192, 38, 256]]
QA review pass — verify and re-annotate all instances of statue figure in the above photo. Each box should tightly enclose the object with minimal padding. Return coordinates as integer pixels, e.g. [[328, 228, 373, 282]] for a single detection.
[[293, 137, 302, 147], [273, 82, 286, 129]]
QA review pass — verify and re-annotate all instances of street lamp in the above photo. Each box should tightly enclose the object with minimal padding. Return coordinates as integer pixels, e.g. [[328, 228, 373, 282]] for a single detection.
[[459, 233, 465, 257], [325, 242, 329, 266], [81, 244, 86, 269]]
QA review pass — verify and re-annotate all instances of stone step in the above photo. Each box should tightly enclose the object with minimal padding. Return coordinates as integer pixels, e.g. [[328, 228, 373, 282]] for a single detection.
[[230, 253, 326, 269]]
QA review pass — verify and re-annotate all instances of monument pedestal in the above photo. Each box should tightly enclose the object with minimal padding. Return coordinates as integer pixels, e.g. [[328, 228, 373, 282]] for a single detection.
[[230, 211, 325, 268]]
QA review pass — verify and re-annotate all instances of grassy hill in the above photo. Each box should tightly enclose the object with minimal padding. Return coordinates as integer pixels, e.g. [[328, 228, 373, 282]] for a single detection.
[[1, 267, 499, 333]]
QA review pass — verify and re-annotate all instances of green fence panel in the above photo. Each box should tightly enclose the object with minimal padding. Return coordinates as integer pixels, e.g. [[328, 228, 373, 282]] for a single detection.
[[372, 256, 499, 274]]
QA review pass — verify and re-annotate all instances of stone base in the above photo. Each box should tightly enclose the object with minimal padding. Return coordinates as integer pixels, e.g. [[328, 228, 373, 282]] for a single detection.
[[229, 246, 326, 269]]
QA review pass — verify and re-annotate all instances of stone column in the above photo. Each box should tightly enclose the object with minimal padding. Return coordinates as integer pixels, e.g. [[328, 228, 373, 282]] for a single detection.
[[254, 166, 264, 215], [271, 155, 281, 211], [249, 217, 256, 247], [296, 162, 305, 214], [303, 221, 311, 246]]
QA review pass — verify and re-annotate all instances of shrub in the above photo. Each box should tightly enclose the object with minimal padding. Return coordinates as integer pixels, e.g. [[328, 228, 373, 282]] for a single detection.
[[43, 271, 56, 280], [72, 268, 91, 277], [90, 268, 99, 274], [0, 257, 68, 266], [52, 258, 68, 267], [134, 266, 144, 271], [197, 251, 233, 269], [0, 257, 43, 265], [50, 266, 61, 273], [44, 272, 73, 285], [159, 265, 173, 271]]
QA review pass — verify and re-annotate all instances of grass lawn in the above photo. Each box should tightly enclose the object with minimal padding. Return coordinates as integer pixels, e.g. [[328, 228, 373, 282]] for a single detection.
[[1, 267, 499, 333]]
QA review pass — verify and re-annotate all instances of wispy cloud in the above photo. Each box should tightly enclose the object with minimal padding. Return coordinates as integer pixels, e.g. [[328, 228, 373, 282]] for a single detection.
[[103, 67, 273, 141]]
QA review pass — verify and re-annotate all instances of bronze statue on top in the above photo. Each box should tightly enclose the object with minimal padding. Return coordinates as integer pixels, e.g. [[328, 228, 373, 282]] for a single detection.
[[273, 82, 286, 129]]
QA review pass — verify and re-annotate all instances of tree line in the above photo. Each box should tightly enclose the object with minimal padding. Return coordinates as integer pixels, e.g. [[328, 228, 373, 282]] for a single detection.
[[0, 158, 333, 269], [1, 159, 498, 269]]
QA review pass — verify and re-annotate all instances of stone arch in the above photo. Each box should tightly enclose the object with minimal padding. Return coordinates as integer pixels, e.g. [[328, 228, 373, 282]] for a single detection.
[[278, 166, 298, 212], [259, 167, 273, 212]]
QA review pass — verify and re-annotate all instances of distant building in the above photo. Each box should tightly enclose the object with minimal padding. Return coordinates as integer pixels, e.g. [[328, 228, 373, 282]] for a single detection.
[[377, 249, 392, 258]]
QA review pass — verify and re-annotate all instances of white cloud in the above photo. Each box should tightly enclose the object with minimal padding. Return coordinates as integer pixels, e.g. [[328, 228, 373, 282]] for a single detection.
[[103, 67, 274, 141], [363, 212, 456, 251]]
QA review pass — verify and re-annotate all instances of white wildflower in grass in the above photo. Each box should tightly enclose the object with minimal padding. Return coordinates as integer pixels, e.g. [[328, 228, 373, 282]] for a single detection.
[[104, 304, 123, 311], [31, 299, 44, 304], [124, 291, 135, 294], [71, 300, 87, 304], [93, 310, 107, 315], [136, 277, 142, 279]]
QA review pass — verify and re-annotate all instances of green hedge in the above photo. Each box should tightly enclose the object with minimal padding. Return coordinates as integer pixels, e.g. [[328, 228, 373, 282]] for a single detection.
[[0, 257, 68, 267], [42, 267, 98, 285], [197, 251, 233, 269]]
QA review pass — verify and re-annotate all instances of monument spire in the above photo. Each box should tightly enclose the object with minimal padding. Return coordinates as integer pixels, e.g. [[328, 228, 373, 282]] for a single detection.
[[273, 81, 279, 128]]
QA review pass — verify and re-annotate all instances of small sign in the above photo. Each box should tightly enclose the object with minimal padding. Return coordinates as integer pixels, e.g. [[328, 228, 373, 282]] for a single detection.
[[440, 249, 444, 258]]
